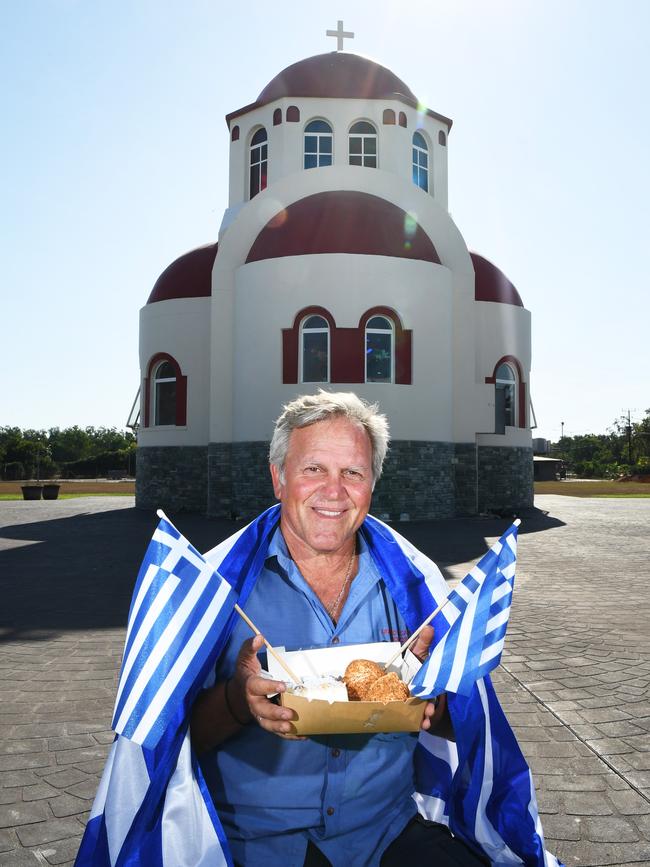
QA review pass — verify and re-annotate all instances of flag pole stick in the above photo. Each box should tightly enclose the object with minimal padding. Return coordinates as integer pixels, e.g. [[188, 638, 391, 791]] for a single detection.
[[234, 604, 302, 684], [383, 597, 452, 671], [384, 517, 522, 671]]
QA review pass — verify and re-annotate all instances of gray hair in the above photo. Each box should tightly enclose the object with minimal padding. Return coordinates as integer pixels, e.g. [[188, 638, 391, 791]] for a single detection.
[[269, 390, 390, 484]]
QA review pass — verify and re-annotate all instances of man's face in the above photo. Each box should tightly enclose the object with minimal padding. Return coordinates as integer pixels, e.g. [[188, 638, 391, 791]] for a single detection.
[[270, 416, 374, 558]]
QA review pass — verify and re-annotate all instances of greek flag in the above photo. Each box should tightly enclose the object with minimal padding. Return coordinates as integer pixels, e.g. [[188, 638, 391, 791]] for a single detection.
[[76, 507, 561, 867], [410, 520, 519, 699], [112, 511, 237, 749]]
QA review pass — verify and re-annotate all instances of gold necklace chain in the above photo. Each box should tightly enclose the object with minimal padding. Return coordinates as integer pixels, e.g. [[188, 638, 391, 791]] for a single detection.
[[326, 548, 356, 619]]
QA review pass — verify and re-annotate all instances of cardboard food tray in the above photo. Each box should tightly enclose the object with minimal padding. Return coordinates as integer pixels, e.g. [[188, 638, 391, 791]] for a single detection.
[[267, 642, 425, 736]]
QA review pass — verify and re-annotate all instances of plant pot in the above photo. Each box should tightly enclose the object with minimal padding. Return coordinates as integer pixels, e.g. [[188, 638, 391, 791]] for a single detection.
[[42, 484, 61, 500], [21, 485, 43, 500]]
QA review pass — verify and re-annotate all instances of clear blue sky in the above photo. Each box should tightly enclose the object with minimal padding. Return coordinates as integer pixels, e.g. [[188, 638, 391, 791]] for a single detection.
[[2, 0, 648, 441]]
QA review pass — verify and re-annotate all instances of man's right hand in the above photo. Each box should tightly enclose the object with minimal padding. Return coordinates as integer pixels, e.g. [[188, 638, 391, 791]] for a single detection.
[[230, 634, 304, 739]]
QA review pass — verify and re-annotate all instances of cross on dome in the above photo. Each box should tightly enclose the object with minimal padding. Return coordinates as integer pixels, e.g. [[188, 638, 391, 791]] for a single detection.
[[326, 20, 354, 51]]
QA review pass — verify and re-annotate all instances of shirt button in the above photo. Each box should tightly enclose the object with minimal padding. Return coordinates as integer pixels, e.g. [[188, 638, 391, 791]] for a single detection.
[[331, 748, 340, 758], [326, 807, 335, 816], [331, 636, 340, 644]]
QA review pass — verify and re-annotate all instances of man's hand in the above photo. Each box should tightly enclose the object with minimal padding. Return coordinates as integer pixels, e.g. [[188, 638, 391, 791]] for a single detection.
[[231, 635, 305, 740], [409, 625, 451, 735]]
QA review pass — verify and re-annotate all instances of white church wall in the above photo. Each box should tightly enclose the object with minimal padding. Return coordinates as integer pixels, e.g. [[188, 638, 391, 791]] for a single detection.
[[138, 299, 211, 446], [231, 254, 453, 443], [227, 98, 449, 212], [212, 163, 472, 447]]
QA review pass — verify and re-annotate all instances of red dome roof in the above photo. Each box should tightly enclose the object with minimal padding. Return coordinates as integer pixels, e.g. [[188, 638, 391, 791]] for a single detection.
[[226, 53, 452, 129], [471, 253, 523, 307], [246, 191, 440, 265], [147, 243, 217, 304], [258, 52, 416, 103]]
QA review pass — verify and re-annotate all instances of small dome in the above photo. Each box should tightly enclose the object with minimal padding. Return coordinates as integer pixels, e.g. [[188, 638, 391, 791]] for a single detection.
[[471, 252, 524, 307], [257, 52, 416, 103], [147, 243, 217, 304], [246, 191, 440, 265]]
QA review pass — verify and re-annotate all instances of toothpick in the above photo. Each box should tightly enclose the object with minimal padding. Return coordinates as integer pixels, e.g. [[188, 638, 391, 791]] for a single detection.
[[384, 517, 523, 670], [235, 605, 302, 684], [383, 598, 451, 671]]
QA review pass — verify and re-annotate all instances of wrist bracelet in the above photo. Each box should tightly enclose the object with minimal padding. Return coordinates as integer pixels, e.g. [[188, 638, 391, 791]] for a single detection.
[[224, 678, 250, 727]]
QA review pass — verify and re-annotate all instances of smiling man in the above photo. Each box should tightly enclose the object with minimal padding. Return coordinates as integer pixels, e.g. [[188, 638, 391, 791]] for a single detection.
[[191, 392, 485, 867]]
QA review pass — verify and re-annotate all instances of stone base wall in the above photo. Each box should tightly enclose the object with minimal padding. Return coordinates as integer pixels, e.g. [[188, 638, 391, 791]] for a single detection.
[[136, 446, 208, 512], [477, 445, 534, 514], [372, 441, 455, 520], [453, 444, 478, 516], [208, 442, 275, 519], [136, 441, 533, 519]]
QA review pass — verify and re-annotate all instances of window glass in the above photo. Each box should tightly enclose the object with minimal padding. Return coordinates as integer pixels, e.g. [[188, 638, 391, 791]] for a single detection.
[[412, 132, 429, 192], [348, 121, 378, 168], [495, 364, 517, 430], [304, 120, 333, 170], [304, 315, 328, 328], [366, 316, 393, 382], [366, 332, 392, 382], [249, 128, 268, 198], [496, 363, 515, 381], [154, 362, 176, 426]]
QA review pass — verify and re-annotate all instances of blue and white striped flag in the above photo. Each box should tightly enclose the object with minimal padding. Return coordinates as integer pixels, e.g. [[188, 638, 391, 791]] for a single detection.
[[111, 511, 237, 749], [410, 519, 519, 699]]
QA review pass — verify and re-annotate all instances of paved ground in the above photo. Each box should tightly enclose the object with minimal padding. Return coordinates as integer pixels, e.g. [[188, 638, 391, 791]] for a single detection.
[[1, 495, 649, 866]]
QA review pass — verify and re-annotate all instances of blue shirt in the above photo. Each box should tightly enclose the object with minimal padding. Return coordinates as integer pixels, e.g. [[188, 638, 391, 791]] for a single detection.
[[200, 529, 417, 867]]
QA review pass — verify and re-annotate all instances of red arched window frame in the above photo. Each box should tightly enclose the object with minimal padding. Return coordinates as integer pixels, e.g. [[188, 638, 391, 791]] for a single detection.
[[282, 306, 411, 385], [143, 352, 187, 427], [484, 355, 526, 428]]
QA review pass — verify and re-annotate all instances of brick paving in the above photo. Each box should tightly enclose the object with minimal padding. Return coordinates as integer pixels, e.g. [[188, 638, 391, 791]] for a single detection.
[[0, 494, 649, 866]]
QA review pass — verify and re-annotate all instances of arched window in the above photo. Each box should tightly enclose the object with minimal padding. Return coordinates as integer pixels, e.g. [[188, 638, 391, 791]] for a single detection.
[[249, 128, 268, 199], [398, 112, 407, 128], [153, 361, 177, 426], [412, 131, 429, 192], [383, 109, 395, 125], [300, 315, 329, 383], [273, 108, 282, 126], [286, 105, 300, 122], [365, 315, 393, 383], [349, 121, 377, 168], [495, 363, 517, 432], [304, 120, 333, 169], [231, 125, 240, 142], [438, 130, 447, 146]]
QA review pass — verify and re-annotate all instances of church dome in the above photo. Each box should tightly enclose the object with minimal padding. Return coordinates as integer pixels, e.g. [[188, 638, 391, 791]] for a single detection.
[[147, 242, 217, 304], [257, 52, 416, 103], [471, 253, 523, 307], [246, 191, 440, 264]]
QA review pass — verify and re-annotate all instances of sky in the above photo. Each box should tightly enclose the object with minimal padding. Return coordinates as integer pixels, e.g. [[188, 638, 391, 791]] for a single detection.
[[2, 0, 649, 442]]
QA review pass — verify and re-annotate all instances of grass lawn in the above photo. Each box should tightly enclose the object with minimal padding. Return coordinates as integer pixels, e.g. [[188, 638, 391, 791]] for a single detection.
[[535, 480, 650, 497], [0, 480, 135, 500]]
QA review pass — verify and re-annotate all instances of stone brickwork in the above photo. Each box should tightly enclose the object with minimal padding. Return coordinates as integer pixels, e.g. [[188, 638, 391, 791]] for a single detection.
[[453, 443, 478, 516], [136, 441, 533, 519], [477, 445, 533, 513], [136, 445, 208, 512], [371, 441, 455, 520]]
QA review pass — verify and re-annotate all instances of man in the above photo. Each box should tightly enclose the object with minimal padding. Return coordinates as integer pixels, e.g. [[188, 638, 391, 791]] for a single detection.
[[191, 392, 485, 867]]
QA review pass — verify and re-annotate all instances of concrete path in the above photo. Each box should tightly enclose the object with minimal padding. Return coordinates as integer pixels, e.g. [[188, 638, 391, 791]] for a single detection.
[[0, 495, 649, 866]]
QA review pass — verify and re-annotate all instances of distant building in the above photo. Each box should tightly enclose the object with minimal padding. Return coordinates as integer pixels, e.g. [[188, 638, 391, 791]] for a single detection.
[[136, 48, 533, 519]]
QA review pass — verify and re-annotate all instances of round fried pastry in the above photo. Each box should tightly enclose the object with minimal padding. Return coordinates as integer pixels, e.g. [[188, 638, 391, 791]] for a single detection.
[[365, 672, 410, 703], [343, 659, 384, 701]]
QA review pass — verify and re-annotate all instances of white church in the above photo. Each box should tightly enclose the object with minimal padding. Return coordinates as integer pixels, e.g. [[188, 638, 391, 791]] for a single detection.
[[135, 29, 534, 519]]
